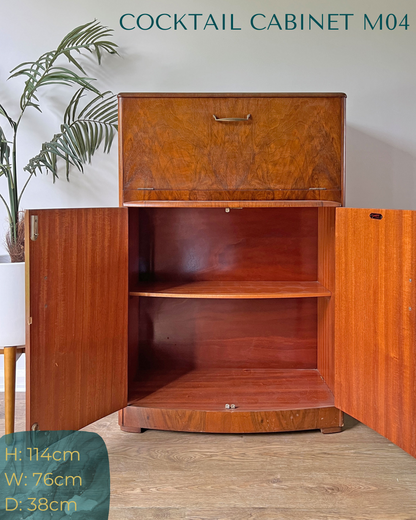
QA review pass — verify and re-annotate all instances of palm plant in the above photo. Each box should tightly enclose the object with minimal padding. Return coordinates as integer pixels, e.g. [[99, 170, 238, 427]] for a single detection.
[[0, 20, 119, 262]]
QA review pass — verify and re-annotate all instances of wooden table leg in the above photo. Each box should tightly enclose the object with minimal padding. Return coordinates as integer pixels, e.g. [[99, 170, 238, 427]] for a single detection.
[[4, 346, 17, 435]]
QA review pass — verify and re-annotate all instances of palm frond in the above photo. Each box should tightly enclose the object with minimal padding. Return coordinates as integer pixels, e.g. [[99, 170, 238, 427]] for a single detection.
[[9, 20, 118, 112], [24, 89, 118, 180]]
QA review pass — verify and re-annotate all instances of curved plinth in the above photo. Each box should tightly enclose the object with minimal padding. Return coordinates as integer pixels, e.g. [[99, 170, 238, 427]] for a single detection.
[[119, 368, 343, 434], [119, 405, 343, 434]]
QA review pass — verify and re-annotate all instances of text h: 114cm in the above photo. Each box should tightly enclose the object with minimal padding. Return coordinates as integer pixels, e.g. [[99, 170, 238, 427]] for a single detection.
[[119, 13, 409, 31]]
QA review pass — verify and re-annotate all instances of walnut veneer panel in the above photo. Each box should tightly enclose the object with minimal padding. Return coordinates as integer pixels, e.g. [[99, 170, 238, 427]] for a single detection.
[[123, 189, 343, 203], [25, 208, 128, 431], [137, 298, 317, 371], [124, 200, 341, 208], [120, 405, 342, 434], [119, 94, 345, 202], [335, 208, 416, 458]]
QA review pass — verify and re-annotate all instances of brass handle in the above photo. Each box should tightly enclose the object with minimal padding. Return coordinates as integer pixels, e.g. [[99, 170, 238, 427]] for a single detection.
[[213, 114, 251, 122]]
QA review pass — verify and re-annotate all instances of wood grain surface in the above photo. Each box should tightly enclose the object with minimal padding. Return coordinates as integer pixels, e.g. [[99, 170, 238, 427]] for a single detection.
[[3, 394, 416, 520], [25, 208, 129, 431], [136, 298, 317, 370], [129, 369, 335, 410], [126, 205, 331, 434], [119, 94, 345, 203], [124, 200, 342, 208], [123, 189, 343, 203], [120, 405, 342, 434], [335, 208, 416, 458], [119, 93, 348, 98], [121, 368, 341, 433], [317, 207, 336, 391], [130, 281, 331, 299], [134, 207, 318, 283]]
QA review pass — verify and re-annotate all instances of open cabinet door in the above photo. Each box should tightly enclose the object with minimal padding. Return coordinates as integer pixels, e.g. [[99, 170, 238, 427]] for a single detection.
[[335, 208, 416, 457], [25, 208, 128, 431]]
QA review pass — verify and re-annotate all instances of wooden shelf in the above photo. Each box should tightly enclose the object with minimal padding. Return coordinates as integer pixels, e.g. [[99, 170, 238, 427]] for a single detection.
[[124, 200, 341, 208], [129, 281, 331, 299], [129, 368, 335, 411]]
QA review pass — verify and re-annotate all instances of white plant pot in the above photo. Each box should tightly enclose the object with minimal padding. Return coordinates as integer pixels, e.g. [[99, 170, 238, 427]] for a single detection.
[[0, 255, 25, 347]]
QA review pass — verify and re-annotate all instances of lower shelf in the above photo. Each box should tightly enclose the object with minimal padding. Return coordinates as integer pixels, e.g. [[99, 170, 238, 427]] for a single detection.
[[120, 369, 343, 434]]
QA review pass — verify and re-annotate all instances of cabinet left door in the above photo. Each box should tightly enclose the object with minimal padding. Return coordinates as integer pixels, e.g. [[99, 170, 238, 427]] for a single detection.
[[25, 208, 129, 431]]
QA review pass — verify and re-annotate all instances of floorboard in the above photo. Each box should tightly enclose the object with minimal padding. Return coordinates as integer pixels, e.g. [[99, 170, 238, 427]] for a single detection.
[[1, 393, 416, 520]]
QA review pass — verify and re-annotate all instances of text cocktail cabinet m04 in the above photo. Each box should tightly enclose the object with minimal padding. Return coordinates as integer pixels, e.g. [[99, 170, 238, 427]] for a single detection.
[[25, 94, 416, 459]]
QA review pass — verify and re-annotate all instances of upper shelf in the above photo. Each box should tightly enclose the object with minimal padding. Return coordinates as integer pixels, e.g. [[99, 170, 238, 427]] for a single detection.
[[129, 281, 331, 299], [123, 200, 341, 208]]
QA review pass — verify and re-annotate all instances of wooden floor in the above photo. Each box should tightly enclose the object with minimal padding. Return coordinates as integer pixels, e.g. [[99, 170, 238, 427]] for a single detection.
[[2, 394, 416, 520]]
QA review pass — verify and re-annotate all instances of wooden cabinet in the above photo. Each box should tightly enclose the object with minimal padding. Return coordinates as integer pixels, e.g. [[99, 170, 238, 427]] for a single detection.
[[119, 93, 344, 203], [25, 94, 416, 459]]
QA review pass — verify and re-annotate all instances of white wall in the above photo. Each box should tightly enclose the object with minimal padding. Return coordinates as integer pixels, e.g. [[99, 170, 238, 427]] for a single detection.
[[1, 0, 416, 388]]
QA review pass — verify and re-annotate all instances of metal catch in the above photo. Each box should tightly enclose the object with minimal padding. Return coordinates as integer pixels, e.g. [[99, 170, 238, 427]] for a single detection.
[[30, 215, 38, 241]]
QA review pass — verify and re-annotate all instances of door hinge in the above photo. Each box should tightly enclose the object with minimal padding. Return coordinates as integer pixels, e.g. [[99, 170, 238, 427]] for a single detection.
[[30, 215, 38, 241]]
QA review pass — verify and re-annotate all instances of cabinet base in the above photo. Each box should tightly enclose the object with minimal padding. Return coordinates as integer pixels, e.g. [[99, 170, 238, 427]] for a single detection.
[[321, 426, 343, 434], [118, 410, 143, 433], [118, 406, 343, 434]]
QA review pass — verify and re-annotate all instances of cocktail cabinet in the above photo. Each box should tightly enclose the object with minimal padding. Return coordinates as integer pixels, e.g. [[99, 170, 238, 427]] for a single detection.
[[25, 94, 416, 459]]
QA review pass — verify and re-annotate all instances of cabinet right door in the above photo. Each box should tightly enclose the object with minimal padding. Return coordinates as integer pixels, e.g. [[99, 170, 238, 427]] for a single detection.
[[335, 208, 416, 458]]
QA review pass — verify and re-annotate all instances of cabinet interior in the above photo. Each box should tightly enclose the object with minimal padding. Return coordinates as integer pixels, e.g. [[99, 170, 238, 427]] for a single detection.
[[126, 206, 336, 413]]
